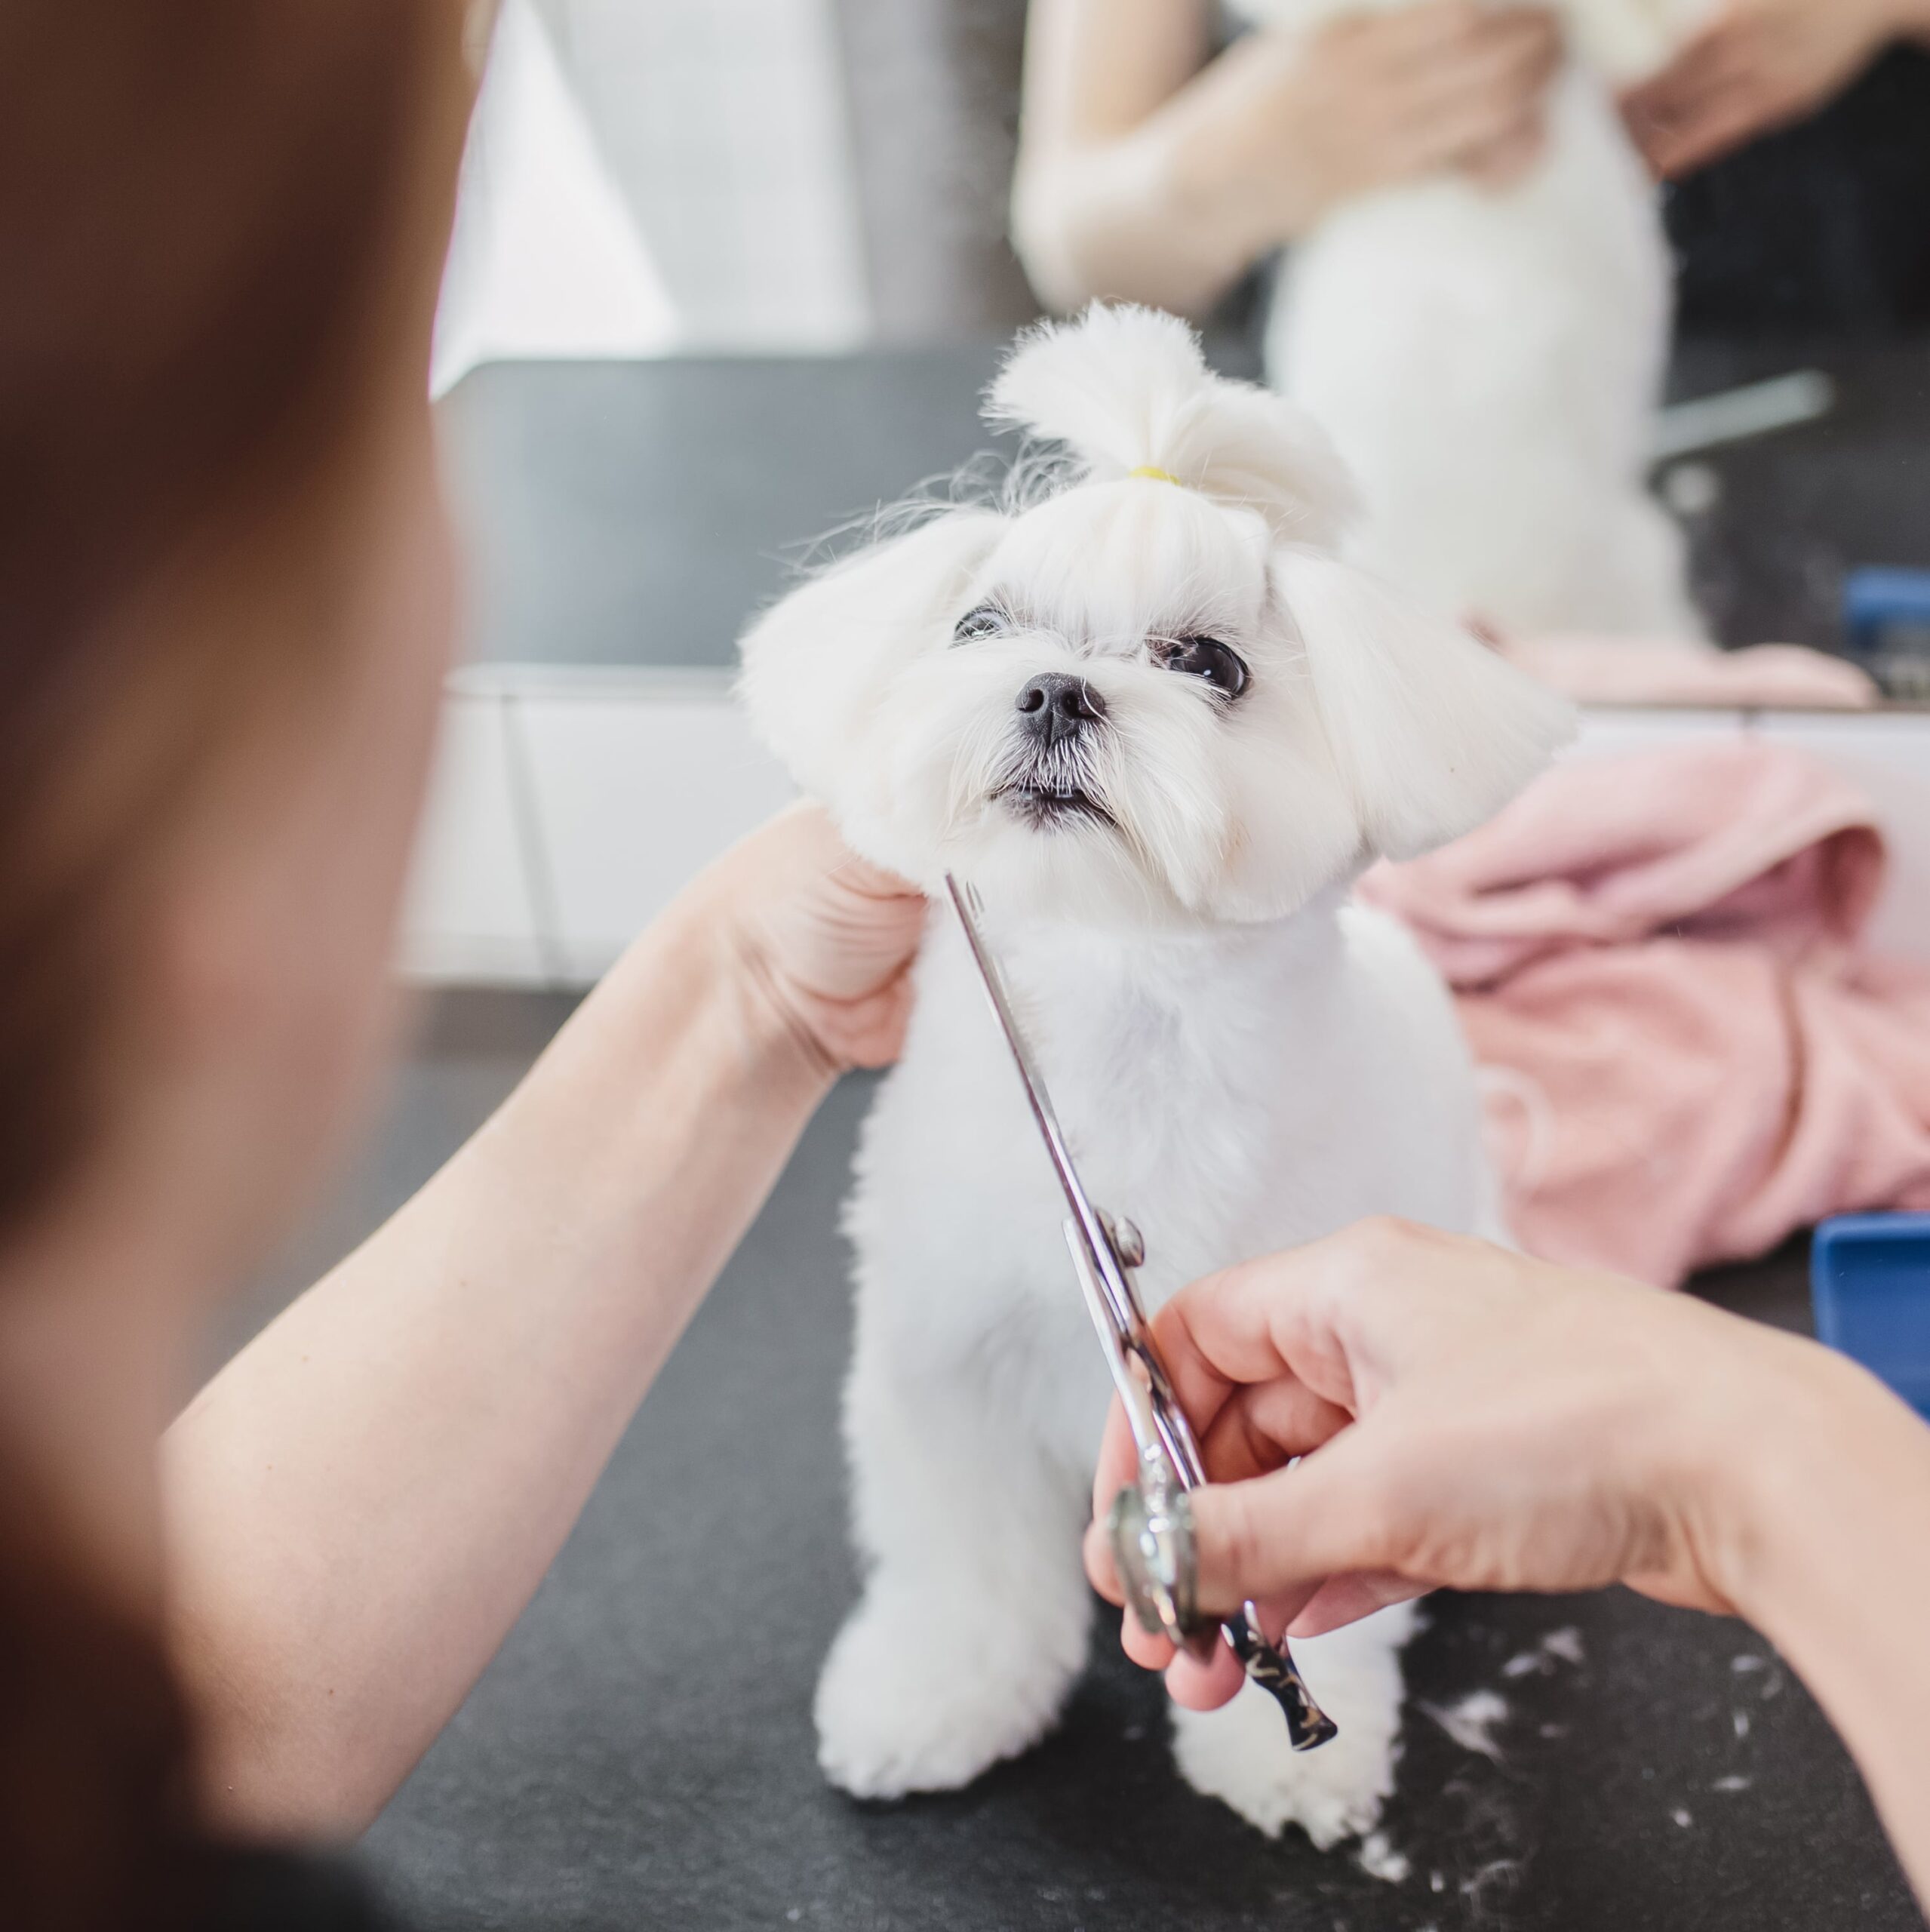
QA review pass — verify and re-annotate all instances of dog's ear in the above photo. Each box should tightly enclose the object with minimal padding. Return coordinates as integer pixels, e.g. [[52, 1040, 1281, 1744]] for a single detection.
[[737, 510, 1005, 800], [1276, 550, 1575, 860]]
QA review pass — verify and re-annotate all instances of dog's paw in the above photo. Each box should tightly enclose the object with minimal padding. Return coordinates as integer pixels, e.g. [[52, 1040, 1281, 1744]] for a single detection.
[[814, 1577, 1083, 1799], [1172, 1607, 1412, 1846], [1172, 1682, 1398, 1845]]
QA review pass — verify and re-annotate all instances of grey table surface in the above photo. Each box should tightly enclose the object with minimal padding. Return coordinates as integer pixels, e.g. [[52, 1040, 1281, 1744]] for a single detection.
[[436, 335, 1930, 674], [231, 992, 1919, 1932]]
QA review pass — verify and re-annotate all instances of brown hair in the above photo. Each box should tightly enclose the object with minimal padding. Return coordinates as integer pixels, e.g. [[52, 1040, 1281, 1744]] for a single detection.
[[0, 0, 467, 1920]]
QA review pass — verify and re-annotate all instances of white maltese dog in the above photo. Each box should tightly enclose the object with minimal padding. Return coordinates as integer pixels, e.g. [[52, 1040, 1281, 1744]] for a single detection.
[[1246, 0, 1713, 638], [739, 306, 1572, 1845]]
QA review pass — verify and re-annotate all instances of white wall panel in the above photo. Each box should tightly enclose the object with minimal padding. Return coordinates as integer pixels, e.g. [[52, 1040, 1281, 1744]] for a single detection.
[[514, 680, 798, 981], [398, 692, 1930, 985], [401, 690, 550, 984], [1566, 705, 1750, 763]]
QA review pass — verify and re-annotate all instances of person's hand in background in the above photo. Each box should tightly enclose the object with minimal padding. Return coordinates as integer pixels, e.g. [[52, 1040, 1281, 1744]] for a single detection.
[[1014, 0, 1562, 315], [708, 801, 927, 1075], [1202, 3, 1566, 239], [1622, 0, 1930, 179]]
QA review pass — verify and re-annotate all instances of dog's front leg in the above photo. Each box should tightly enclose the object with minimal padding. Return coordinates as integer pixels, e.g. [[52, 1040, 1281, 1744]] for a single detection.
[[814, 1322, 1092, 1799]]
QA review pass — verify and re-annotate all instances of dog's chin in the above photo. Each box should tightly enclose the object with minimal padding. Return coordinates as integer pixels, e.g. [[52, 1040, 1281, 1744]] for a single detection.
[[927, 790, 1191, 928], [989, 780, 1117, 835]]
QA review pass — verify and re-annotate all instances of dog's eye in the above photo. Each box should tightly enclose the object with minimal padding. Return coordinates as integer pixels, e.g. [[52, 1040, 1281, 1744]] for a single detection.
[[1158, 635, 1249, 699], [954, 602, 1011, 643]]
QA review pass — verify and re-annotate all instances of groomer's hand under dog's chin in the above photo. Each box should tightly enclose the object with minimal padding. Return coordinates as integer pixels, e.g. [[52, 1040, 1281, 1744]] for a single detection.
[[702, 802, 929, 1077]]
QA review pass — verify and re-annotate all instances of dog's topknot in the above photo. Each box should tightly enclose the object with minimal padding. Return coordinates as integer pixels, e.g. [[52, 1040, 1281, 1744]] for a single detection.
[[985, 303, 1359, 551]]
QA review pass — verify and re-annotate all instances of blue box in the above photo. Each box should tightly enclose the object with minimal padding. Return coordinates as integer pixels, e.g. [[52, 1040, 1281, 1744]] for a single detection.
[[1811, 1214, 1930, 1419], [1843, 568, 1930, 701]]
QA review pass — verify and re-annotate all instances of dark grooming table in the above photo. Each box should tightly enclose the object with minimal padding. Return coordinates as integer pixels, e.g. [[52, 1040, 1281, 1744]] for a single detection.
[[337, 343, 1930, 1927], [240, 1001, 1916, 1932]]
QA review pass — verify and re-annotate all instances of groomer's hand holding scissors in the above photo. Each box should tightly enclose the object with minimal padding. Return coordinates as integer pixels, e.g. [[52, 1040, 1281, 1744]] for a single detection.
[[1083, 1218, 1930, 1910]]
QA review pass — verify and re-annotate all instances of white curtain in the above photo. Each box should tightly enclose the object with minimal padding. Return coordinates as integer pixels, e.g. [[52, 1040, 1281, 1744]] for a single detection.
[[432, 0, 679, 398]]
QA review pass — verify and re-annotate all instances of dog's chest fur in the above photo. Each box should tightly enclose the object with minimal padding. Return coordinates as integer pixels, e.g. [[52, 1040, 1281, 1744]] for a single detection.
[[844, 894, 1489, 1472]]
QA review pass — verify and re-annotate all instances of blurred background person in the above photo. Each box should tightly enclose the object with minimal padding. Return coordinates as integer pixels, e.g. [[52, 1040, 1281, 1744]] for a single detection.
[[1013, 2, 1702, 641], [1010, 0, 1564, 321], [1012, 0, 1930, 334]]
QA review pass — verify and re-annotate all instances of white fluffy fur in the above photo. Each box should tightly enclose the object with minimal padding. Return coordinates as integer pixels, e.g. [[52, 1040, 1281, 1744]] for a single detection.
[[1245, 0, 1714, 638], [739, 308, 1572, 1842]]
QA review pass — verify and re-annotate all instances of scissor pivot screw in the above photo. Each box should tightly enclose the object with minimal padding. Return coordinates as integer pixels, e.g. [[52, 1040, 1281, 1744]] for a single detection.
[[1113, 1217, 1145, 1268]]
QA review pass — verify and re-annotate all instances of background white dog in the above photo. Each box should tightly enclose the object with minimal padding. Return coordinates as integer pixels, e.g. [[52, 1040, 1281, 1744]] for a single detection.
[[1246, 0, 1713, 638], [739, 306, 1572, 1844]]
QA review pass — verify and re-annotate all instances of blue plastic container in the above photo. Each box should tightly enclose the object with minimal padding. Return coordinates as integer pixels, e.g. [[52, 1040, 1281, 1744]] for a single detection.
[[1843, 567, 1930, 701], [1811, 1214, 1930, 1419]]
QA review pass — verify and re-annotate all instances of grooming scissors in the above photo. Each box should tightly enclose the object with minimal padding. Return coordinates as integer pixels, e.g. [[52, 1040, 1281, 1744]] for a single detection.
[[944, 875, 1337, 1752]]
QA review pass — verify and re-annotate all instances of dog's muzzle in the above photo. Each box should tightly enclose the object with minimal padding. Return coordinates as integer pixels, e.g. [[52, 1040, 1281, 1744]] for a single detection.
[[995, 673, 1114, 829]]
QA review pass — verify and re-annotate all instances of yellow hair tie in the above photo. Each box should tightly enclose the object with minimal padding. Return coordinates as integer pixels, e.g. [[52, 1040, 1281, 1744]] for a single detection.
[[1127, 465, 1183, 486]]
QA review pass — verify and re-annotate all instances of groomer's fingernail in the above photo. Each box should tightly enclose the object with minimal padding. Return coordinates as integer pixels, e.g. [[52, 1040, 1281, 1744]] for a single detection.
[[1120, 1608, 1172, 1672], [1165, 1638, 1246, 1712], [1083, 1518, 1123, 1603]]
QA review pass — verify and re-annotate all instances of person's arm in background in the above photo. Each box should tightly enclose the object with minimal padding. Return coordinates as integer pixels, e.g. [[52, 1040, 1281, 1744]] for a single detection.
[[1085, 1220, 1930, 1912], [1623, 0, 1930, 179], [164, 806, 925, 1838], [1011, 0, 1562, 317]]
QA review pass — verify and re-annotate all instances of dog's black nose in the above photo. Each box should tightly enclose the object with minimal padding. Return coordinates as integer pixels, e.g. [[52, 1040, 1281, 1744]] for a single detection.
[[1015, 672, 1107, 747]]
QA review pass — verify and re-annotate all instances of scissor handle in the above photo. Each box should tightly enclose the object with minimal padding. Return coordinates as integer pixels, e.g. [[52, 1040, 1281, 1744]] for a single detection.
[[1063, 1217, 1340, 1752]]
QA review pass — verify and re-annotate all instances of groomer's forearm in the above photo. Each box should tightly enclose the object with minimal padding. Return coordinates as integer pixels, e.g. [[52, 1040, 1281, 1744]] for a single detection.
[[1014, 26, 1314, 318], [164, 872, 831, 1838], [1013, 0, 1253, 316], [1015, 119, 1266, 318], [1721, 1358, 1930, 1910]]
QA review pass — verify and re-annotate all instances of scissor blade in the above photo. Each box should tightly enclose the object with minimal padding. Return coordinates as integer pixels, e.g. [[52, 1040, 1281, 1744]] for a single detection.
[[943, 875, 1064, 1142], [944, 874, 1125, 1315], [948, 880, 1337, 1752]]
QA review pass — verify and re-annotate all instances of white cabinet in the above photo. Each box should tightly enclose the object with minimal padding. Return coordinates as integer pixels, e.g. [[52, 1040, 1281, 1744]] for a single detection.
[[510, 671, 797, 982], [398, 687, 1930, 985], [400, 688, 549, 983]]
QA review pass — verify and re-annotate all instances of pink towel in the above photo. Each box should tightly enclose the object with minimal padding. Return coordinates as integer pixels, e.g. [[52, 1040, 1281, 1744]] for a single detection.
[[1359, 740, 1930, 1287]]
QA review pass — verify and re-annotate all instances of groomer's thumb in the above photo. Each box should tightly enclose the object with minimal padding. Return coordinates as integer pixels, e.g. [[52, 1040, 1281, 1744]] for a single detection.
[[1188, 1447, 1406, 1614]]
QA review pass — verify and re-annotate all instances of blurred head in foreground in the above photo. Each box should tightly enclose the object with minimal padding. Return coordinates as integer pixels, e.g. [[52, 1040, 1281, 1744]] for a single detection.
[[0, 1, 466, 1920]]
